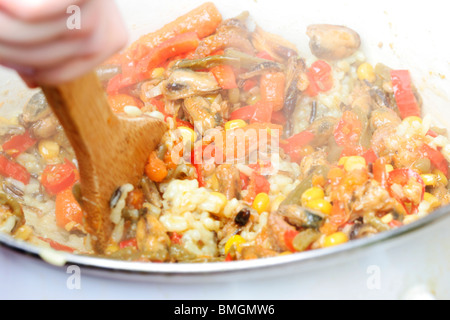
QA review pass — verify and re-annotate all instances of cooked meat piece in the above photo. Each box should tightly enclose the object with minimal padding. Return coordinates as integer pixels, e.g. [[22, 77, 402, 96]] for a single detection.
[[215, 164, 242, 200], [239, 245, 278, 260], [351, 180, 395, 215], [265, 213, 296, 252], [136, 214, 171, 262]]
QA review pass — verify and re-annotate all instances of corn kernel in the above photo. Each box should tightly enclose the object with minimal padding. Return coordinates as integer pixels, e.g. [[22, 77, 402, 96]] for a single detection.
[[13, 225, 33, 241], [424, 192, 440, 210], [306, 199, 333, 215], [386, 164, 394, 173], [105, 243, 120, 255], [344, 156, 366, 172], [224, 235, 246, 254], [38, 140, 60, 161], [151, 67, 165, 79], [225, 119, 247, 131], [177, 126, 197, 151], [338, 156, 349, 166], [323, 232, 349, 248], [301, 187, 325, 206], [380, 213, 394, 224], [433, 169, 448, 186], [252, 192, 271, 214], [211, 192, 228, 211], [271, 195, 286, 212], [403, 116, 422, 126], [357, 63, 376, 82], [421, 174, 437, 187]]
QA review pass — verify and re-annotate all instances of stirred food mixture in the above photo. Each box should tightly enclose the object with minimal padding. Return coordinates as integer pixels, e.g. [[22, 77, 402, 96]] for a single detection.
[[1, 2, 449, 262]]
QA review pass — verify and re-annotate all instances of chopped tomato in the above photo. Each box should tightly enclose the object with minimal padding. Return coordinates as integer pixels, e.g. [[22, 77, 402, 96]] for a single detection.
[[245, 172, 270, 203], [420, 144, 448, 177], [210, 65, 237, 90], [334, 110, 362, 147], [0, 155, 30, 184], [391, 70, 421, 119], [284, 230, 299, 252], [170, 232, 183, 245], [281, 131, 315, 162], [305, 60, 333, 97], [2, 131, 37, 158], [55, 188, 83, 229], [41, 161, 77, 195]]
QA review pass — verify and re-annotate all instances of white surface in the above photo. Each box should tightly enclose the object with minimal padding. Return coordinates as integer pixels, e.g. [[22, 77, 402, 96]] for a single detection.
[[1, 0, 450, 300]]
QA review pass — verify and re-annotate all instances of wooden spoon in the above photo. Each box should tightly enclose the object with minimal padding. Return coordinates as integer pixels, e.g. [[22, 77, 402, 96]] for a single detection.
[[41, 71, 167, 253]]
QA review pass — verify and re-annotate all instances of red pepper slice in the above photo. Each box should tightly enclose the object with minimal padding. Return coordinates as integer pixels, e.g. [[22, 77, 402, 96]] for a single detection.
[[373, 157, 388, 188], [256, 51, 275, 61], [229, 105, 256, 121], [2, 131, 37, 158], [119, 238, 138, 249], [38, 237, 75, 253], [210, 65, 237, 90], [391, 70, 421, 119], [251, 101, 273, 124], [420, 144, 448, 177], [281, 131, 315, 162], [271, 110, 287, 125], [284, 230, 299, 252], [0, 155, 30, 184], [245, 172, 270, 203], [41, 161, 77, 195]]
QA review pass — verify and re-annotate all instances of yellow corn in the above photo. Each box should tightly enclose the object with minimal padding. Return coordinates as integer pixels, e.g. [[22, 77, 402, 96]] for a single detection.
[[38, 140, 60, 161], [105, 243, 120, 255], [323, 232, 349, 248], [433, 169, 448, 186], [13, 225, 33, 241], [225, 119, 247, 131], [252, 193, 271, 214], [344, 156, 367, 172], [177, 126, 196, 151], [271, 195, 286, 212], [424, 192, 440, 210], [301, 187, 325, 206], [421, 174, 437, 187], [306, 199, 333, 215], [386, 164, 394, 173], [403, 116, 422, 126], [357, 63, 376, 83], [211, 192, 228, 211], [151, 67, 166, 79], [338, 156, 349, 166], [224, 235, 246, 254], [278, 251, 292, 256], [380, 213, 394, 224]]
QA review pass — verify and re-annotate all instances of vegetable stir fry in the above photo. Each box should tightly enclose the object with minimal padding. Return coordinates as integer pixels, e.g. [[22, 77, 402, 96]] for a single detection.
[[1, 2, 449, 262]]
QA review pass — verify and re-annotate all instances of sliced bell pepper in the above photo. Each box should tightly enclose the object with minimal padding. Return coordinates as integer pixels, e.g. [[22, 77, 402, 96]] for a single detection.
[[2, 131, 37, 158], [420, 144, 448, 177], [119, 238, 138, 249], [373, 157, 388, 188], [41, 160, 77, 195], [251, 101, 273, 124], [210, 65, 237, 90], [334, 110, 362, 147], [281, 131, 315, 163], [245, 172, 270, 203], [38, 237, 75, 253], [271, 110, 287, 125], [391, 70, 421, 119], [229, 104, 256, 121], [0, 155, 30, 185]]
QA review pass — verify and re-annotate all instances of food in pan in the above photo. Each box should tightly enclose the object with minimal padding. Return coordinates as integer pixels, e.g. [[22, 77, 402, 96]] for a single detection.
[[1, 2, 449, 262]]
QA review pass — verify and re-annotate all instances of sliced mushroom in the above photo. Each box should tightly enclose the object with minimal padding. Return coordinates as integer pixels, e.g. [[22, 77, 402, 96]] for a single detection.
[[277, 204, 325, 229], [183, 96, 222, 134], [307, 24, 361, 60], [161, 69, 221, 100], [251, 25, 298, 61]]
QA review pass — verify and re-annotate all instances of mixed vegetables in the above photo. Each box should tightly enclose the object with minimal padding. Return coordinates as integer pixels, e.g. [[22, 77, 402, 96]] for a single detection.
[[1, 2, 449, 262]]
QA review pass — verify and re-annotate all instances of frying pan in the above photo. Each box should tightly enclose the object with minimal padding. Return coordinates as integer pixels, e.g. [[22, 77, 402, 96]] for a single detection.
[[1, 0, 449, 299]]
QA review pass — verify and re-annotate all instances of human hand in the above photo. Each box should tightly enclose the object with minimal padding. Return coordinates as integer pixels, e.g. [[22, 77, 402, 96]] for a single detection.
[[0, 0, 129, 87]]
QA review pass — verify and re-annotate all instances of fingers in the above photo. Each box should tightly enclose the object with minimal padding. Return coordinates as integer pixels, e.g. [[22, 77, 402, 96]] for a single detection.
[[0, 0, 129, 86], [27, 0, 129, 85], [0, 0, 87, 22]]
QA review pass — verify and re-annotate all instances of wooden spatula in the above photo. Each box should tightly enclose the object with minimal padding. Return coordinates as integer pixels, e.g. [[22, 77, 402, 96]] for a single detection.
[[41, 71, 167, 253]]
